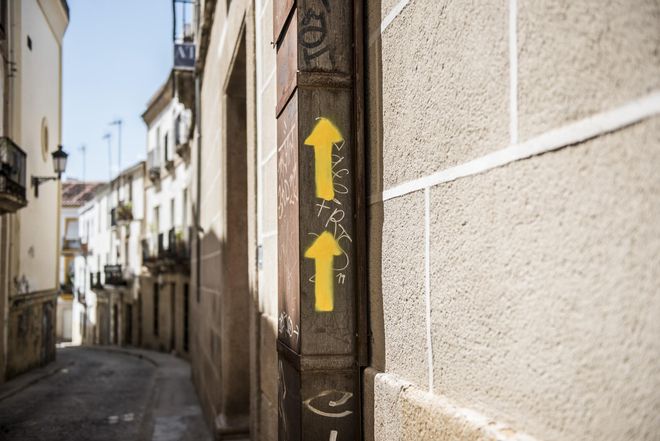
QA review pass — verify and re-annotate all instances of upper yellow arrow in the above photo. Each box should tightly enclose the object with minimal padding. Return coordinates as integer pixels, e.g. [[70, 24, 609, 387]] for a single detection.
[[304, 118, 343, 201], [304, 231, 342, 312]]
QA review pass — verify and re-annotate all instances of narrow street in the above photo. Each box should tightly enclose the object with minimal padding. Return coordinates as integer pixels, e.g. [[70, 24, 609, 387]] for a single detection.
[[0, 347, 211, 441]]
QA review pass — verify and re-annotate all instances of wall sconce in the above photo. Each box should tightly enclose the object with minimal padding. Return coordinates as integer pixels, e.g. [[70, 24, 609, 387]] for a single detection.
[[31, 145, 68, 197]]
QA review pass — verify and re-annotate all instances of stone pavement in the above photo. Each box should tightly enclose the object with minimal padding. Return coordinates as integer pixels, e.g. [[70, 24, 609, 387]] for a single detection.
[[0, 346, 212, 441]]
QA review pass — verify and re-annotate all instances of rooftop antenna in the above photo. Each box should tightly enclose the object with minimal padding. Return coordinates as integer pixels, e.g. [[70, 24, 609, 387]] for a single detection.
[[79, 144, 87, 184], [109, 119, 123, 176], [102, 133, 112, 180]]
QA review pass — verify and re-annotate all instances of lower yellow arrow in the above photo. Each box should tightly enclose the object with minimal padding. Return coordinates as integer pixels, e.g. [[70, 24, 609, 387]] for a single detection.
[[304, 118, 344, 201], [304, 231, 342, 312]]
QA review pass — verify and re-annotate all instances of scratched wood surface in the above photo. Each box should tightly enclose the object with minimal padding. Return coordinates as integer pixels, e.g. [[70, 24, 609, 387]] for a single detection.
[[276, 12, 298, 116], [275, 0, 364, 439], [297, 86, 355, 357], [278, 91, 301, 354], [273, 0, 295, 44]]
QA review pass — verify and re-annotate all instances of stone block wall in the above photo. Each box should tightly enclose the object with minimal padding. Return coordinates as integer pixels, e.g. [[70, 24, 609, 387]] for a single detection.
[[6, 291, 57, 380], [366, 1, 660, 440]]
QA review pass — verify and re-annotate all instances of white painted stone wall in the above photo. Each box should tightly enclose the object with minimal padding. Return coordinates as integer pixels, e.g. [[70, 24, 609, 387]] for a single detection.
[[12, 0, 67, 295], [73, 186, 111, 343], [144, 99, 192, 254], [366, 1, 660, 440], [255, 0, 278, 439]]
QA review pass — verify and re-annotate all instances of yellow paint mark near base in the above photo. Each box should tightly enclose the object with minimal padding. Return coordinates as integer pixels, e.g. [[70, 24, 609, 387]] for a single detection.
[[305, 232, 342, 312], [304, 118, 344, 201]]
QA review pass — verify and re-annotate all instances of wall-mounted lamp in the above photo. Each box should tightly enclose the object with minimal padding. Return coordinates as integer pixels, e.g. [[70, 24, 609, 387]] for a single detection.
[[31, 144, 68, 197]]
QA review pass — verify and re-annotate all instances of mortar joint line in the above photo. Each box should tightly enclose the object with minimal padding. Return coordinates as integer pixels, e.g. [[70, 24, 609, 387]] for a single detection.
[[259, 67, 276, 96], [369, 0, 412, 46], [424, 186, 434, 392], [370, 90, 660, 204]]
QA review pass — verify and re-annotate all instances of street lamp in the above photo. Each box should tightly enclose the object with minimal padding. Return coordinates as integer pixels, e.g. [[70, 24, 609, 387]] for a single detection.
[[31, 144, 69, 197]]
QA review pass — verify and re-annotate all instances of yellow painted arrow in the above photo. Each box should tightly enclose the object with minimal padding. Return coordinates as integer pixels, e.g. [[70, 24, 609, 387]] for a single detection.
[[304, 118, 344, 201], [304, 231, 342, 312]]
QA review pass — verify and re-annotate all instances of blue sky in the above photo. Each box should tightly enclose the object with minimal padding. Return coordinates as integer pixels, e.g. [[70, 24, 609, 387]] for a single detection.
[[63, 0, 172, 182]]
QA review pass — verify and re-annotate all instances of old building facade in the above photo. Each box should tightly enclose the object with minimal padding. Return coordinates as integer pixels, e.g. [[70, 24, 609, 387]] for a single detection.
[[59, 181, 103, 345], [73, 163, 145, 347], [140, 70, 194, 356], [58, 181, 100, 342], [187, 1, 660, 440], [0, 0, 69, 382]]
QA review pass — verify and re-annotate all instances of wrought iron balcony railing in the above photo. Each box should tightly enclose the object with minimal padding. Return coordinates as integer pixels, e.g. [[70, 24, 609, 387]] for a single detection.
[[0, 137, 27, 213], [167, 227, 190, 260], [62, 238, 82, 252], [116, 201, 133, 223], [143, 227, 190, 271], [104, 264, 127, 286]]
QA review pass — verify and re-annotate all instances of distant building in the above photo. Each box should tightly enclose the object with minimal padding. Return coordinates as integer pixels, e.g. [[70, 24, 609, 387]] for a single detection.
[[74, 163, 145, 347], [140, 70, 194, 356], [75, 184, 110, 345], [0, 0, 69, 382], [58, 181, 103, 343]]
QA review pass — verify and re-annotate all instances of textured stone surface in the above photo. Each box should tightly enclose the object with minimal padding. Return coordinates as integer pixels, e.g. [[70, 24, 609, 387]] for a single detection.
[[373, 372, 538, 441], [259, 79, 277, 163], [518, 0, 660, 139], [381, 192, 428, 387], [261, 153, 278, 235], [428, 118, 660, 441], [259, 391, 277, 441], [378, 0, 509, 189], [259, 315, 278, 406]]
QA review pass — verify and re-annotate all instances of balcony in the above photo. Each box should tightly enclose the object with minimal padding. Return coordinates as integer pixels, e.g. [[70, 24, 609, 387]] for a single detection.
[[144, 228, 190, 273], [174, 112, 192, 161], [168, 227, 190, 261], [0, 137, 27, 214], [116, 201, 133, 223], [104, 264, 128, 287], [62, 237, 83, 253], [147, 149, 161, 182]]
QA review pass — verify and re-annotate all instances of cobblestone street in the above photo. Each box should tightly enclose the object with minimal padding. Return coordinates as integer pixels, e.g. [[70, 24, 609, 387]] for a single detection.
[[0, 347, 211, 441]]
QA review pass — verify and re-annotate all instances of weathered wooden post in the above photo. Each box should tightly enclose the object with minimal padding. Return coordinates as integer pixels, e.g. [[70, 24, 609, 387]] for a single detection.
[[275, 0, 365, 439]]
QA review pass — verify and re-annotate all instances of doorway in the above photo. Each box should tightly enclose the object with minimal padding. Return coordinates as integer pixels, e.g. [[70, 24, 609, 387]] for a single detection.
[[221, 29, 249, 418]]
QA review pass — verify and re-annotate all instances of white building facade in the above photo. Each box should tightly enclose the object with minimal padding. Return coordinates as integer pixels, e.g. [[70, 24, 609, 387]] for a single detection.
[[0, 0, 69, 381], [73, 162, 145, 346], [140, 70, 194, 356]]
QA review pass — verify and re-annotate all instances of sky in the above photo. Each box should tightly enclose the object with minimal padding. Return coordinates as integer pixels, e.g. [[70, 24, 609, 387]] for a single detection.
[[62, 0, 173, 182]]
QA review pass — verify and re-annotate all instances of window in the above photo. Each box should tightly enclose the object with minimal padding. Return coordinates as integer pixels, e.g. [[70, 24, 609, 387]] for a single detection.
[[164, 133, 170, 163], [153, 206, 160, 232], [124, 237, 130, 266], [153, 283, 159, 336], [175, 114, 181, 145], [155, 127, 161, 166], [170, 198, 175, 230], [64, 218, 78, 239], [182, 189, 188, 226]]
